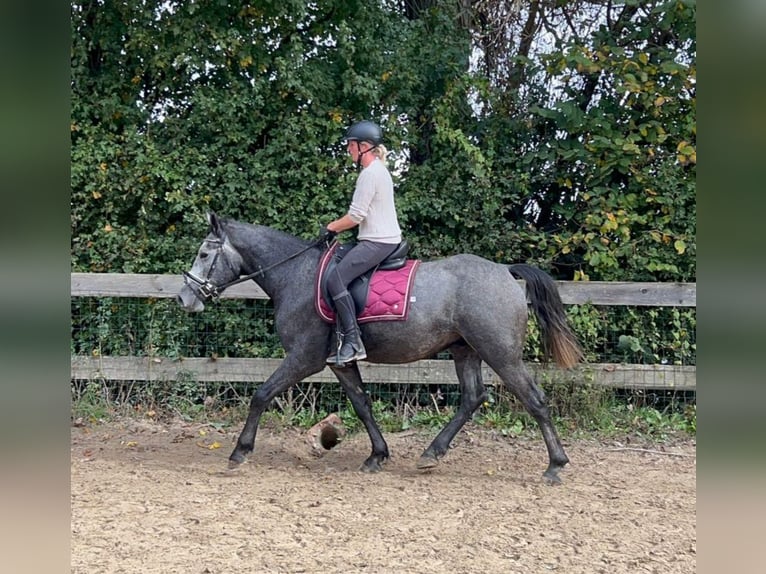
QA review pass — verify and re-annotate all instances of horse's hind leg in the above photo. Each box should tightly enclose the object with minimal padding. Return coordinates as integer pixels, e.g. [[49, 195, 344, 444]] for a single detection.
[[484, 357, 569, 484], [417, 344, 488, 470], [330, 363, 390, 473]]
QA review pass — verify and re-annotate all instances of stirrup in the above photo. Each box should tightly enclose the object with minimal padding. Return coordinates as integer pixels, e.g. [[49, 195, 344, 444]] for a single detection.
[[326, 328, 343, 364], [335, 338, 366, 365], [327, 333, 366, 366]]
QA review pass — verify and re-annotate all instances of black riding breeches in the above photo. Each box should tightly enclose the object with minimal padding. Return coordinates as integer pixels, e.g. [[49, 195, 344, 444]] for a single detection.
[[326, 240, 399, 298]]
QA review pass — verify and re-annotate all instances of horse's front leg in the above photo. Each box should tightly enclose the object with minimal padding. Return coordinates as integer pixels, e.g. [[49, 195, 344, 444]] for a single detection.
[[417, 345, 487, 470], [330, 363, 390, 473], [229, 355, 323, 468]]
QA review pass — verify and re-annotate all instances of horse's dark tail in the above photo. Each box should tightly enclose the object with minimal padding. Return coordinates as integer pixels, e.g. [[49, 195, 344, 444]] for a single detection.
[[508, 264, 583, 369]]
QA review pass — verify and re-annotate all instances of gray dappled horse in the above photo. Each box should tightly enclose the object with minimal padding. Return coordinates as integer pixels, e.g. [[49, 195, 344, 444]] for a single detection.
[[177, 212, 583, 484]]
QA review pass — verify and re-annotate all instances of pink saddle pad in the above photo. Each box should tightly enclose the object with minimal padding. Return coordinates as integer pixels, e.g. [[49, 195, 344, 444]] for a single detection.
[[315, 247, 420, 324]]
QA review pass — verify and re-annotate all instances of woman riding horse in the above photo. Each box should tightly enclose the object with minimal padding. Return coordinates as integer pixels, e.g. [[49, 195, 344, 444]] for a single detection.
[[322, 121, 403, 366]]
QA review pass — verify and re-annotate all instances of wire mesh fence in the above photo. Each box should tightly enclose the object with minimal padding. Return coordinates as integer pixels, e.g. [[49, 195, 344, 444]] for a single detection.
[[71, 295, 696, 420]]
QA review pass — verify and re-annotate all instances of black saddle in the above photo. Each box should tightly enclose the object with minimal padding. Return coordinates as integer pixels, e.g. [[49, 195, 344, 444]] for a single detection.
[[320, 240, 409, 315]]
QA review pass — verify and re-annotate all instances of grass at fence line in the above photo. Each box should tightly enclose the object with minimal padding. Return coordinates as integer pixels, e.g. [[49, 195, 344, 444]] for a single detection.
[[71, 377, 696, 442]]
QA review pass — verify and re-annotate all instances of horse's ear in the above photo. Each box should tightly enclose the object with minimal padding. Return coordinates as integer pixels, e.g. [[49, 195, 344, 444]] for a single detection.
[[206, 211, 225, 238]]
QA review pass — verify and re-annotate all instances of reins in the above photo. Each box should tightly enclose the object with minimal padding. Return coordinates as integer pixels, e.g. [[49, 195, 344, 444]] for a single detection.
[[183, 236, 331, 302]]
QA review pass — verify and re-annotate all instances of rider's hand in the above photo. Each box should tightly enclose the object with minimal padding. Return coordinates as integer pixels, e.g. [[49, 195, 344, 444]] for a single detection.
[[318, 225, 337, 242]]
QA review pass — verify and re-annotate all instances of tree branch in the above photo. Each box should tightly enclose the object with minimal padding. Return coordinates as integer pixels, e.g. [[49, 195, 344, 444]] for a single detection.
[[507, 0, 540, 91]]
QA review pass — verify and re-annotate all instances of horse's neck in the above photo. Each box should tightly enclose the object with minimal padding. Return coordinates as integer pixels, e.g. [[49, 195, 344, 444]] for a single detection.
[[228, 222, 317, 299]]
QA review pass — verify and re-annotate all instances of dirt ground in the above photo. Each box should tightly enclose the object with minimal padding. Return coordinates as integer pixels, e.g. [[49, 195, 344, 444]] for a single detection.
[[71, 418, 696, 574]]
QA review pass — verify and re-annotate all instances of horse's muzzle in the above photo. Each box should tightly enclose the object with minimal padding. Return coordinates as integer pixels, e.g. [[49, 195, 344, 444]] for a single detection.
[[177, 285, 205, 312]]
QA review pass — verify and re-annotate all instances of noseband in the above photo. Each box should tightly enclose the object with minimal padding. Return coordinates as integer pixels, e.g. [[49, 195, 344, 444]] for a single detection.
[[183, 236, 329, 304]]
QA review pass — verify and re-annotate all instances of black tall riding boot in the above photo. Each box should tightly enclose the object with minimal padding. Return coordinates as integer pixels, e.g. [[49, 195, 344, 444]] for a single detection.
[[327, 291, 367, 366]]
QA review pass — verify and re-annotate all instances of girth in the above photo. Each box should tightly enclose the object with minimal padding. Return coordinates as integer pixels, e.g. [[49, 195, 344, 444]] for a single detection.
[[320, 240, 409, 315]]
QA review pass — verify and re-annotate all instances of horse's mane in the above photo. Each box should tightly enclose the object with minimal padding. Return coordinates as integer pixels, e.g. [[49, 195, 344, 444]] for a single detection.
[[221, 217, 314, 250]]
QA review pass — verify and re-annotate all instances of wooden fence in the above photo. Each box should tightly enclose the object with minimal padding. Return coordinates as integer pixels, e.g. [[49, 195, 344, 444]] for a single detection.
[[71, 273, 696, 390]]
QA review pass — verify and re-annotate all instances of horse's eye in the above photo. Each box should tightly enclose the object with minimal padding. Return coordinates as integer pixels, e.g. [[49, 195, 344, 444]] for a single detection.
[[199, 252, 209, 260]]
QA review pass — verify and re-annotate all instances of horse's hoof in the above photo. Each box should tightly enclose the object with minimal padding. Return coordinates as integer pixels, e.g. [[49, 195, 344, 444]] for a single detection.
[[360, 460, 382, 473], [228, 450, 248, 468], [542, 471, 563, 486], [542, 461, 566, 485], [359, 453, 389, 473], [416, 454, 438, 470]]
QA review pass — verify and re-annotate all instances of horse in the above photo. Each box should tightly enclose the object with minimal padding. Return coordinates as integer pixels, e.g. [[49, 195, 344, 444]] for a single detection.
[[177, 211, 583, 484]]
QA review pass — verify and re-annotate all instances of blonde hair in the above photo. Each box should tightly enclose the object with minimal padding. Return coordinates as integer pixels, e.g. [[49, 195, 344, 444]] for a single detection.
[[371, 144, 388, 164]]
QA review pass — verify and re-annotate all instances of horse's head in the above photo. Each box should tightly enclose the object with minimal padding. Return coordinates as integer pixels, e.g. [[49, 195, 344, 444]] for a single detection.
[[177, 211, 244, 312]]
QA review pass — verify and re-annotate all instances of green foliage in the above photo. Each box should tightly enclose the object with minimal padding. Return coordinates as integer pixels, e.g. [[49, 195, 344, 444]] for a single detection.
[[589, 402, 697, 439], [71, 0, 405, 272], [71, 2, 695, 431], [605, 307, 696, 365], [72, 376, 695, 442], [157, 371, 210, 419], [402, 406, 455, 431], [525, 1, 696, 281], [473, 409, 530, 438], [72, 0, 695, 282], [521, 304, 695, 367], [473, 368, 695, 440], [71, 379, 113, 423], [71, 298, 283, 359]]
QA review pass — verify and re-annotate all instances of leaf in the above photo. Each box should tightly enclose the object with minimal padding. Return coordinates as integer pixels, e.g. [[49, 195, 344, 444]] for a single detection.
[[674, 239, 686, 254], [196, 440, 222, 449]]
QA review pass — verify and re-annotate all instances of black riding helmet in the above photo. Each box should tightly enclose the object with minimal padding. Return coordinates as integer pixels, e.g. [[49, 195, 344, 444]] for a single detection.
[[344, 121, 382, 169], [344, 120, 383, 145]]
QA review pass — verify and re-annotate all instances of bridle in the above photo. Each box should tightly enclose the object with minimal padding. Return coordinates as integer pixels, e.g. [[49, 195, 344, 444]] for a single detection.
[[182, 238, 240, 303], [182, 236, 329, 303]]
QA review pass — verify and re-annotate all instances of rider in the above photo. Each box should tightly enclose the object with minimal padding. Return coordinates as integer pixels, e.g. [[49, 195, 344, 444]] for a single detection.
[[322, 120, 403, 365]]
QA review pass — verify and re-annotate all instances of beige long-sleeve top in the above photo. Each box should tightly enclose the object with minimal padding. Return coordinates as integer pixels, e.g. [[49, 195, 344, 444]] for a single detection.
[[347, 158, 402, 244]]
